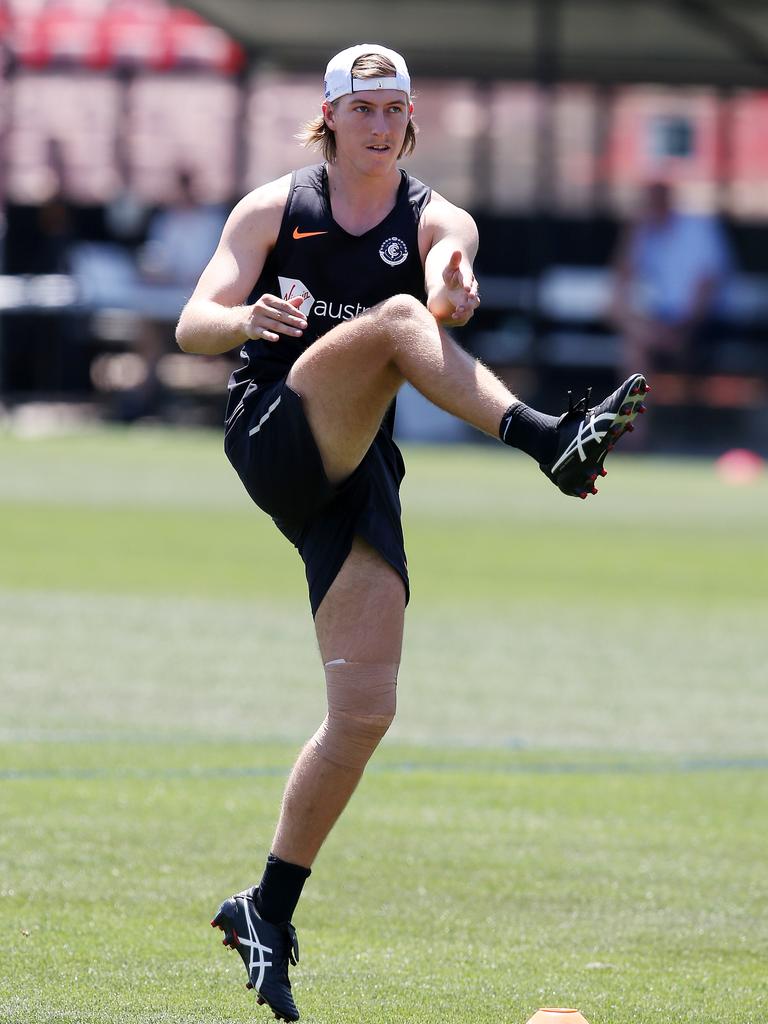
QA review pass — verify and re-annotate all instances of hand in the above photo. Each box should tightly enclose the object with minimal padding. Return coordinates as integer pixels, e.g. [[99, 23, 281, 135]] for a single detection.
[[442, 250, 480, 323], [245, 294, 307, 343]]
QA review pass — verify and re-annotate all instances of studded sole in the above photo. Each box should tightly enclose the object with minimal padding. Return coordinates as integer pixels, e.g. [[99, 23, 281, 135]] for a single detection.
[[211, 905, 240, 949], [211, 899, 299, 1022], [558, 374, 649, 499], [580, 376, 648, 497]]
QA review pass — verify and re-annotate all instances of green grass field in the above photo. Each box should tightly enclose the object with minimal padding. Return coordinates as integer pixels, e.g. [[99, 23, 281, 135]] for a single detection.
[[1, 427, 767, 1024]]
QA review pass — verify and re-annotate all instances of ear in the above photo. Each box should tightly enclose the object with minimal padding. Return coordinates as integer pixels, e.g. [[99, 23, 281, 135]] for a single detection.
[[409, 101, 414, 117], [322, 101, 336, 131]]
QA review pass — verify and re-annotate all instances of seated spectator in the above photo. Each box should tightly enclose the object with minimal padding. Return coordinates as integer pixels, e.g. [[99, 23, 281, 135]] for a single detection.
[[137, 169, 226, 289], [117, 169, 226, 421], [609, 181, 734, 377]]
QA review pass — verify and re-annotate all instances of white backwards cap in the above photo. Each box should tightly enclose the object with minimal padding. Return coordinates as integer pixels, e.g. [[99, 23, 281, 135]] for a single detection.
[[324, 43, 411, 103]]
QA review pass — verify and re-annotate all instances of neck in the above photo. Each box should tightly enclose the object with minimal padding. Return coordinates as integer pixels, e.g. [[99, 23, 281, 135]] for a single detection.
[[326, 160, 401, 212]]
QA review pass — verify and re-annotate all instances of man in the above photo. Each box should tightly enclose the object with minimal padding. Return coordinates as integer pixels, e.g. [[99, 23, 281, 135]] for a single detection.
[[176, 44, 648, 1022], [610, 180, 733, 377]]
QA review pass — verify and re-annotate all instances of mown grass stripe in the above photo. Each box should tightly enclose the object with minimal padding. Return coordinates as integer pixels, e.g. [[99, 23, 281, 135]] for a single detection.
[[3, 756, 768, 782]]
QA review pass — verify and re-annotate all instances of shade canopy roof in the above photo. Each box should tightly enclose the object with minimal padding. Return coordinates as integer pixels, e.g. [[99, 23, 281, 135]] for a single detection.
[[179, 0, 768, 87]]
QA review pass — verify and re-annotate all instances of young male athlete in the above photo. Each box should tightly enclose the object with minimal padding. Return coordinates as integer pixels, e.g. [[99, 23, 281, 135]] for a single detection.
[[176, 44, 649, 1022]]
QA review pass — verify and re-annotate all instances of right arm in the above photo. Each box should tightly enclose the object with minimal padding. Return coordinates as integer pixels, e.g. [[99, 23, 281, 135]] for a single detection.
[[175, 175, 307, 355]]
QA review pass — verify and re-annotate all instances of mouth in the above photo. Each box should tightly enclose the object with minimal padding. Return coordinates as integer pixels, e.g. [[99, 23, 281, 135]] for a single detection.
[[367, 144, 391, 153]]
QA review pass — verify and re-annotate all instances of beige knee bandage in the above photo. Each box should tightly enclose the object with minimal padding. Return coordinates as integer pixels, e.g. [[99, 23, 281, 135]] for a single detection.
[[311, 660, 399, 770]]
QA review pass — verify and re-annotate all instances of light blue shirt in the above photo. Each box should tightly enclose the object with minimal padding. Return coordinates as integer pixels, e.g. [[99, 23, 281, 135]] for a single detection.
[[630, 213, 733, 323]]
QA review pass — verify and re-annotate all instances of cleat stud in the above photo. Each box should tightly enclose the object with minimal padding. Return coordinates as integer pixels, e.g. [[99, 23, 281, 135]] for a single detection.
[[579, 491, 588, 499], [600, 467, 608, 477], [625, 422, 635, 432], [591, 486, 598, 495], [246, 982, 253, 990], [639, 404, 647, 414]]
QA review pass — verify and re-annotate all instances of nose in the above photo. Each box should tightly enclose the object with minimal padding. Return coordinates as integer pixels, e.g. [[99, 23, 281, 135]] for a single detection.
[[371, 109, 388, 135]]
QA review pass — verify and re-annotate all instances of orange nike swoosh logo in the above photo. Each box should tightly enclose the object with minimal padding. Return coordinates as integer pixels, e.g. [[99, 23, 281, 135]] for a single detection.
[[293, 227, 328, 240]]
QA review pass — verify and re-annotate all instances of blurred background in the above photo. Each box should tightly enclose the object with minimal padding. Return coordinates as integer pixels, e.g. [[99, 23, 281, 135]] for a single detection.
[[2, 13, 767, 1018], [1, 0, 767, 454]]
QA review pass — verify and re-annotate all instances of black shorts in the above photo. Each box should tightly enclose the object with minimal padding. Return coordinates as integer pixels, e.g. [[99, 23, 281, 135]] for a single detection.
[[224, 379, 409, 616]]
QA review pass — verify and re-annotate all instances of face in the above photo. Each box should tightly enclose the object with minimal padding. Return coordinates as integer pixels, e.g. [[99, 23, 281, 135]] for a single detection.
[[323, 89, 412, 173]]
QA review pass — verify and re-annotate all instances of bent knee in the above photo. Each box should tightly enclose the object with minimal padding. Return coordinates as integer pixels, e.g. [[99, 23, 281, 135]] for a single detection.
[[377, 293, 431, 331], [311, 660, 398, 770], [311, 708, 395, 771]]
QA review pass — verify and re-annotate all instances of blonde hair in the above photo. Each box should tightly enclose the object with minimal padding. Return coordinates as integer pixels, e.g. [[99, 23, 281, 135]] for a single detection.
[[299, 52, 417, 162]]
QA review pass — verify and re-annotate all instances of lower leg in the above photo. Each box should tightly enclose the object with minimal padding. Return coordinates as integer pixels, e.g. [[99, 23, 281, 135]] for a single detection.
[[255, 541, 405, 922], [255, 705, 386, 925], [381, 296, 515, 437], [257, 695, 392, 923], [270, 742, 365, 867], [383, 302, 562, 460], [251, 743, 362, 926]]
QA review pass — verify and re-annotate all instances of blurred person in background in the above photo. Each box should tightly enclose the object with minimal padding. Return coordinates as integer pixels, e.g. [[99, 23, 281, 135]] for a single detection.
[[177, 43, 648, 1022], [610, 180, 734, 378], [33, 182, 74, 275], [116, 169, 225, 420], [137, 169, 225, 288], [24, 141, 75, 275], [1, 146, 85, 394]]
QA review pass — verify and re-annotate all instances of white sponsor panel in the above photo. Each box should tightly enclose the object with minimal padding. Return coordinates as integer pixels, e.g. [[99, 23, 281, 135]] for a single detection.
[[278, 276, 315, 316]]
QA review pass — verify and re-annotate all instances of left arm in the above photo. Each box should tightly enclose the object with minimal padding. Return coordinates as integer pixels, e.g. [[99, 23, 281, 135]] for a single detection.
[[419, 192, 480, 327]]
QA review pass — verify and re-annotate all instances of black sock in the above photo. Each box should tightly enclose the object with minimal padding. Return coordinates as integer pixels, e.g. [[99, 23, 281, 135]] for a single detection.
[[256, 853, 311, 925], [499, 402, 560, 463]]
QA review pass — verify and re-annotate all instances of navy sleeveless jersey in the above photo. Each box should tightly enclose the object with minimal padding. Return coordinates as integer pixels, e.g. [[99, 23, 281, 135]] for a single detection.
[[225, 163, 432, 421]]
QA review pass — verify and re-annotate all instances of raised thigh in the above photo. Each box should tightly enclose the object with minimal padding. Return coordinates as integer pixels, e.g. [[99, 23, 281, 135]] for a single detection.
[[286, 303, 404, 484], [314, 536, 406, 665]]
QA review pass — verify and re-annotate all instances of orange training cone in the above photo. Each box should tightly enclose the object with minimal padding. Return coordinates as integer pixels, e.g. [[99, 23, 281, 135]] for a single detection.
[[526, 1010, 590, 1024]]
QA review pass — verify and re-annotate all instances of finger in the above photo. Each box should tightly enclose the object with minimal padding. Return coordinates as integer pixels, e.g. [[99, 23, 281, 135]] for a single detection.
[[254, 304, 306, 335], [451, 295, 479, 320], [251, 315, 304, 338], [247, 312, 300, 341], [444, 251, 464, 284], [267, 307, 305, 332], [262, 294, 308, 324], [274, 322, 304, 338]]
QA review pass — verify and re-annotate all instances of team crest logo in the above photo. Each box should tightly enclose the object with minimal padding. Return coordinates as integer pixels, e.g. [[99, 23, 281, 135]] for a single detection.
[[379, 237, 408, 267], [278, 276, 315, 316]]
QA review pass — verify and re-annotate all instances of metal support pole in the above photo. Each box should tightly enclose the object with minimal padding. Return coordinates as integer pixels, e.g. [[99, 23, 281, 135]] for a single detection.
[[530, 0, 562, 390]]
